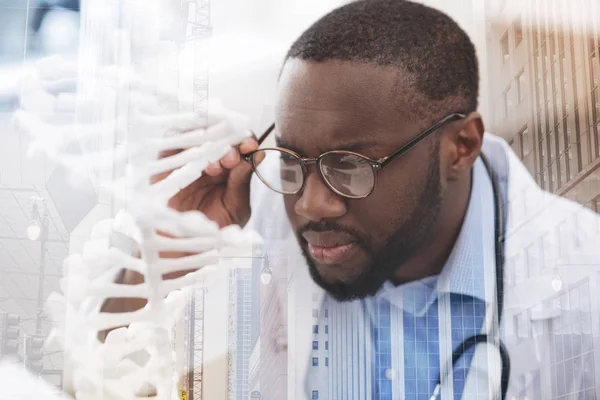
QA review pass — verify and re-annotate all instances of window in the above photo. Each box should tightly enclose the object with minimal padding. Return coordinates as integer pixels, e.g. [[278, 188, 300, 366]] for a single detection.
[[504, 85, 513, 118], [313, 325, 318, 334], [324, 309, 328, 318], [592, 87, 600, 160], [325, 341, 329, 350], [540, 233, 553, 267], [510, 135, 523, 159], [325, 357, 329, 367], [557, 122, 566, 155], [312, 357, 319, 367], [564, 116, 581, 177], [521, 125, 534, 173], [514, 17, 523, 47], [549, 32, 557, 63], [312, 341, 318, 350], [567, 147, 578, 181], [312, 391, 319, 400], [557, 32, 565, 56], [557, 220, 570, 256], [312, 309, 319, 318], [525, 243, 538, 278], [501, 32, 510, 63], [542, 42, 549, 74], [561, 55, 569, 87], [325, 325, 329, 334], [512, 253, 526, 284], [589, 38, 599, 87], [534, 50, 542, 82], [517, 70, 526, 103], [312, 292, 319, 301], [517, 311, 531, 340], [521, 125, 531, 155]]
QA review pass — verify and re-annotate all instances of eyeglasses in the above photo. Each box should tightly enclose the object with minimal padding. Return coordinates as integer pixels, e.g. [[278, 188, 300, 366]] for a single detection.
[[244, 113, 465, 199]]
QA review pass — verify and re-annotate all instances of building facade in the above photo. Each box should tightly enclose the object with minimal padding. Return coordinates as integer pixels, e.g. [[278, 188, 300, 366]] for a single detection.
[[231, 267, 254, 400], [306, 294, 331, 400], [485, 0, 600, 398], [485, 0, 600, 207], [258, 254, 288, 400]]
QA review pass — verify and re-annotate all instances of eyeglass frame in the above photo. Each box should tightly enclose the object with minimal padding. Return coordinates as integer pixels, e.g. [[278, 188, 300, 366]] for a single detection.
[[244, 112, 466, 199]]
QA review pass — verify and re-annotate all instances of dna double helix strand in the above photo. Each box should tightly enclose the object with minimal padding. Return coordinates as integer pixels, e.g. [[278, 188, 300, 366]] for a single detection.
[[7, 1, 261, 398]]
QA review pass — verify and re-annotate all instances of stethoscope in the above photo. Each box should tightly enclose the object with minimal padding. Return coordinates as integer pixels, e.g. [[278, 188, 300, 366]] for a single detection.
[[430, 153, 510, 400]]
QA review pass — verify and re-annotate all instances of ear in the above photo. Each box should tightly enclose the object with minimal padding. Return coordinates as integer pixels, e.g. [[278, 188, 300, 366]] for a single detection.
[[446, 112, 484, 181]]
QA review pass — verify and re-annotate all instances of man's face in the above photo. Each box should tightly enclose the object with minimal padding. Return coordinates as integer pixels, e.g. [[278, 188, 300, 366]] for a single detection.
[[275, 59, 447, 302]]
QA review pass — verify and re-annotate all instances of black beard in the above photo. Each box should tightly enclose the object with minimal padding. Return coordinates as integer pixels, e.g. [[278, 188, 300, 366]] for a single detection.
[[300, 151, 443, 302]]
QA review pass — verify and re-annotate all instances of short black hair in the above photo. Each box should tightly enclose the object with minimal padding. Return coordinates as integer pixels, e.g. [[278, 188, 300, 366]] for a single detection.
[[285, 0, 479, 122]]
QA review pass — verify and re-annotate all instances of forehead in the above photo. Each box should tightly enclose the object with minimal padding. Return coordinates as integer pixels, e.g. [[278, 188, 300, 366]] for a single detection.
[[275, 59, 417, 150]]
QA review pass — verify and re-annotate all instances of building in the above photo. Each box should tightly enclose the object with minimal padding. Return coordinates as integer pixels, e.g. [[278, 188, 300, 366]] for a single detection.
[[484, 0, 600, 397], [228, 267, 254, 400], [247, 252, 266, 396], [258, 248, 289, 400], [485, 0, 600, 207], [304, 292, 332, 400]]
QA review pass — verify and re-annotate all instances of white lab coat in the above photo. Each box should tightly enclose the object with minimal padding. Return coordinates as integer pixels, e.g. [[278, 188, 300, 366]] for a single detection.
[[247, 133, 600, 399]]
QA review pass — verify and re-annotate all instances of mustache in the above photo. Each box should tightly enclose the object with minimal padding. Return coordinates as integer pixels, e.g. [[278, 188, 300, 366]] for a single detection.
[[297, 221, 371, 249]]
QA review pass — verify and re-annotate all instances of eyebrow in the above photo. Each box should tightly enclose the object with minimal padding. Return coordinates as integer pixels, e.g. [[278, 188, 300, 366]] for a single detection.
[[274, 136, 381, 155]]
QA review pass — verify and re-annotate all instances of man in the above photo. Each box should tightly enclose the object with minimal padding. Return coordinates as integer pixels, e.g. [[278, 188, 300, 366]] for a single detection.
[[106, 0, 600, 398]]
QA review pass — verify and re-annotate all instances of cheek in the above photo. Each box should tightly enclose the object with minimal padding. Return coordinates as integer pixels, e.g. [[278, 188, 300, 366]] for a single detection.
[[283, 195, 300, 226], [356, 172, 424, 241], [347, 196, 403, 246]]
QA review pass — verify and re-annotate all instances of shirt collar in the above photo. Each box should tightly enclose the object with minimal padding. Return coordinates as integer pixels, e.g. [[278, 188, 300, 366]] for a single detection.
[[377, 157, 497, 315]]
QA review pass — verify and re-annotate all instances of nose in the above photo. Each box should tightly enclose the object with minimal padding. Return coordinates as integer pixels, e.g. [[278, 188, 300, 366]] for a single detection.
[[294, 170, 347, 221]]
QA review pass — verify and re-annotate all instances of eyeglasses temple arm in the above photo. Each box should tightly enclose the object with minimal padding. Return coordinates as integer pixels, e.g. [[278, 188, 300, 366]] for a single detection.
[[257, 123, 276, 145], [379, 113, 465, 167]]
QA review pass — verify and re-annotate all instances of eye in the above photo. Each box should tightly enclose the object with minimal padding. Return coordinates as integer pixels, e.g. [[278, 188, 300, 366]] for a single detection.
[[280, 152, 298, 164]]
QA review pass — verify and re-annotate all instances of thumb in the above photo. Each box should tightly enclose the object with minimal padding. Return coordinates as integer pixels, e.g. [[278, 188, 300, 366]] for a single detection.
[[226, 136, 262, 194], [223, 138, 262, 221], [223, 158, 254, 222]]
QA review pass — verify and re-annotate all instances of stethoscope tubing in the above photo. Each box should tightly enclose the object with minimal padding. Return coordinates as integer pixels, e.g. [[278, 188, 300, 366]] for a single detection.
[[431, 154, 510, 399]]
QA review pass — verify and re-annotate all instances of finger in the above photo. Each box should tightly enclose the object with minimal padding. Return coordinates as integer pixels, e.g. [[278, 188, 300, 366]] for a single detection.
[[223, 158, 254, 226], [217, 136, 259, 170], [240, 137, 266, 169], [239, 137, 259, 154], [220, 147, 241, 169], [251, 147, 266, 166], [228, 158, 254, 187], [204, 161, 224, 177]]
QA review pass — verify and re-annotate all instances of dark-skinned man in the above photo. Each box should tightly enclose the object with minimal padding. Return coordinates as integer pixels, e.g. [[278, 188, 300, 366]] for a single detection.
[[102, 1, 600, 398]]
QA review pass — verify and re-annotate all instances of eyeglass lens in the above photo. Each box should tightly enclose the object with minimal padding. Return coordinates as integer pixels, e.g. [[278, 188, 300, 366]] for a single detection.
[[249, 149, 376, 198]]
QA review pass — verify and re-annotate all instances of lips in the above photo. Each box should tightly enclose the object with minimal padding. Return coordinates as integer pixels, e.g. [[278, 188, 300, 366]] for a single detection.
[[302, 231, 359, 265]]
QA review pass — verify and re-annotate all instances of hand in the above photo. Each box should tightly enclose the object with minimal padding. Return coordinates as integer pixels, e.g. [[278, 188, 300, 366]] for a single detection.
[[103, 133, 265, 316], [155, 136, 264, 229]]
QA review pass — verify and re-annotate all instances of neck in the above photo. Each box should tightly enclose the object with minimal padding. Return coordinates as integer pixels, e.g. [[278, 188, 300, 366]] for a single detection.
[[392, 173, 473, 285]]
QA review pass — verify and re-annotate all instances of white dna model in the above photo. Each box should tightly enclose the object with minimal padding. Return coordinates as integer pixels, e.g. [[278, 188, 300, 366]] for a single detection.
[[4, 2, 261, 398]]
